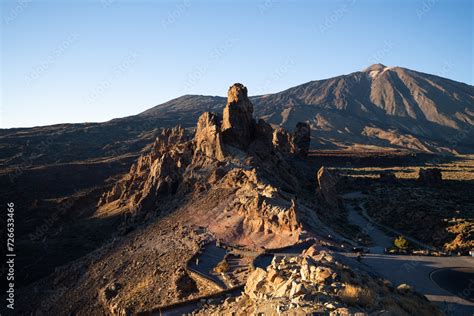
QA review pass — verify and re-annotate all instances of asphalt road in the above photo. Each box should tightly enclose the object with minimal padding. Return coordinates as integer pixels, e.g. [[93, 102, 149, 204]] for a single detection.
[[431, 267, 474, 302], [342, 191, 474, 315], [339, 253, 474, 315]]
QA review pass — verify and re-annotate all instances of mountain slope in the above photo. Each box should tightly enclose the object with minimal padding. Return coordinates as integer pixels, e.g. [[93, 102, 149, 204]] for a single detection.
[[140, 64, 474, 153]]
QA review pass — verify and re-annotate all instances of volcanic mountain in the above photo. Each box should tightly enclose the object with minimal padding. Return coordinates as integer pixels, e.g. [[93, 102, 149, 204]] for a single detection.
[[140, 64, 474, 153], [1, 64, 472, 172]]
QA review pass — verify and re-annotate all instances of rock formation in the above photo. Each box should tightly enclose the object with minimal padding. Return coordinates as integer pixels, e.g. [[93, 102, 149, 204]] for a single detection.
[[97, 126, 193, 215], [195, 244, 442, 315], [316, 167, 340, 210], [97, 83, 311, 225], [272, 127, 295, 154], [250, 119, 275, 155], [194, 112, 225, 161], [222, 83, 255, 148], [293, 122, 311, 156], [417, 168, 442, 185], [219, 168, 301, 238]]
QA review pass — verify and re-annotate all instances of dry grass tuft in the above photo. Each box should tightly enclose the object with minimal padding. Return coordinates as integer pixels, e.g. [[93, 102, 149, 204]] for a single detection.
[[339, 284, 376, 307]]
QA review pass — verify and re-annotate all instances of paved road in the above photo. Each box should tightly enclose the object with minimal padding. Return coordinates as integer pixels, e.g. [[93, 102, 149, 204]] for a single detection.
[[338, 253, 474, 315], [431, 268, 474, 302], [342, 191, 474, 315]]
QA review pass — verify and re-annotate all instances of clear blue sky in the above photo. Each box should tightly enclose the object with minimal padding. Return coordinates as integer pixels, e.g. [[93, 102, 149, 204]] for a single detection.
[[1, 0, 472, 128]]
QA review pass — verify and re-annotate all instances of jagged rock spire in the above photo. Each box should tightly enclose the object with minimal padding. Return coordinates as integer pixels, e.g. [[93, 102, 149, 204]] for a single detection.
[[222, 83, 255, 148], [293, 122, 311, 156]]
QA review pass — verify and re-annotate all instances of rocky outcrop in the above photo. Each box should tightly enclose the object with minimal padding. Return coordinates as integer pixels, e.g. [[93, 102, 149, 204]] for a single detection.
[[417, 168, 442, 185], [222, 168, 301, 236], [250, 119, 275, 155], [316, 167, 340, 210], [196, 83, 311, 160], [97, 126, 193, 215], [252, 120, 311, 158], [244, 252, 338, 304], [153, 126, 189, 153], [97, 84, 309, 223], [272, 128, 295, 154], [194, 112, 225, 161], [196, 245, 442, 315], [222, 83, 255, 148], [293, 122, 311, 156]]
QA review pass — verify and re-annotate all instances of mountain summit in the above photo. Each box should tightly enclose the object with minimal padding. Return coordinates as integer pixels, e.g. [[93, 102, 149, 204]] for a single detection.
[[363, 63, 388, 72]]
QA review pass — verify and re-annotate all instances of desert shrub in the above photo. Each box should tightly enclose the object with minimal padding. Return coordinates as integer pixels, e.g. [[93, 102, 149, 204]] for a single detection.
[[339, 284, 376, 307], [394, 235, 409, 250]]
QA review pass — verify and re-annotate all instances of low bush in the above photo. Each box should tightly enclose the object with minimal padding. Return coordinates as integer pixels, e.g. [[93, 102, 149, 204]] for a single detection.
[[339, 284, 376, 307]]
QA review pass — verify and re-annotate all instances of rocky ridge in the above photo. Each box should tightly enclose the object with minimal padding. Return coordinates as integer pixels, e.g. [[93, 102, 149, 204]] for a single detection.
[[96, 83, 310, 246]]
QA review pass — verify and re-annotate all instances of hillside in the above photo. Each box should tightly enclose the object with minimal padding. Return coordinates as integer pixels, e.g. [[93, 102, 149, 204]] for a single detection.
[[13, 84, 445, 315]]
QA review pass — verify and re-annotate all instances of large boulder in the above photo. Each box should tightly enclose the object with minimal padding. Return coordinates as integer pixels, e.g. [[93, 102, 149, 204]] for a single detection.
[[316, 167, 340, 210], [222, 83, 255, 148], [293, 122, 311, 156], [244, 268, 267, 299], [194, 112, 225, 161], [417, 168, 442, 185]]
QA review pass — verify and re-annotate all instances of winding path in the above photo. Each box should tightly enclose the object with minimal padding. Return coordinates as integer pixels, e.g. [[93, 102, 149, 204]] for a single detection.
[[346, 202, 392, 254]]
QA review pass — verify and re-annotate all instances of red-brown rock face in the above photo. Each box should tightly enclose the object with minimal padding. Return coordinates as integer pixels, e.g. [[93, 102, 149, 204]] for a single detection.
[[222, 83, 255, 148], [194, 112, 225, 161], [223, 168, 301, 236]]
